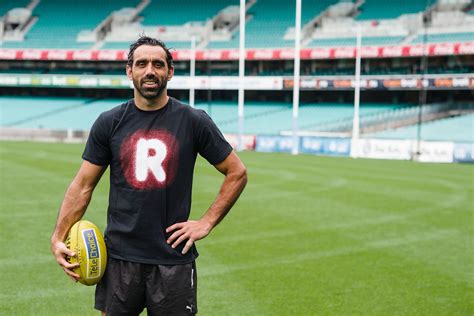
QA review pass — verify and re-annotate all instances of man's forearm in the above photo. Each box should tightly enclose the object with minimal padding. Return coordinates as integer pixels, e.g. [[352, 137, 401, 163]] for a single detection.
[[51, 180, 94, 245], [165, 152, 247, 254], [200, 166, 247, 230]]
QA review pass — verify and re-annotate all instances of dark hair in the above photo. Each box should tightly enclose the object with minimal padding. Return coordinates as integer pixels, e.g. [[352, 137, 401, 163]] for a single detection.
[[127, 36, 174, 69]]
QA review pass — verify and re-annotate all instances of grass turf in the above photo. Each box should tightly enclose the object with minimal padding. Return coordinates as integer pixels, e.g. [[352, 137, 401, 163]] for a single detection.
[[0, 140, 473, 315]]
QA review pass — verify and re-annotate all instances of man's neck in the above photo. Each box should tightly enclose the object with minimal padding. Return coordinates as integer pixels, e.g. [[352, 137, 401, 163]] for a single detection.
[[134, 91, 169, 111]]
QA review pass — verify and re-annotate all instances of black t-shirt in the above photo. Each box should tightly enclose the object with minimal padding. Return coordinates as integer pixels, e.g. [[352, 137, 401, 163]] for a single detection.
[[82, 97, 233, 264]]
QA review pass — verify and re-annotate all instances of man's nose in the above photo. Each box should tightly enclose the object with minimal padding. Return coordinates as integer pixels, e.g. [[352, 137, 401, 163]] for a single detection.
[[144, 63, 155, 75]]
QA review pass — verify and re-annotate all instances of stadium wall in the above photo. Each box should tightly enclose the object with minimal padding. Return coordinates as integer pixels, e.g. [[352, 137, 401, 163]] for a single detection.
[[255, 135, 473, 163], [254, 134, 473, 163]]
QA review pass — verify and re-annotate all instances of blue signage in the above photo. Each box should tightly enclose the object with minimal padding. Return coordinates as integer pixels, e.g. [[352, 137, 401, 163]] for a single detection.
[[453, 143, 474, 162], [300, 136, 351, 156], [255, 135, 295, 153]]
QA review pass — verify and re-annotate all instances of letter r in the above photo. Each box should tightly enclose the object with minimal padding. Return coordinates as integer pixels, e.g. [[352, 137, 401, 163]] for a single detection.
[[135, 138, 167, 182]]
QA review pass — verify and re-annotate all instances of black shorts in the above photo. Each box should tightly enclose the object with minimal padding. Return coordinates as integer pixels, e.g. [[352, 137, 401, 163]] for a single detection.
[[95, 257, 197, 315]]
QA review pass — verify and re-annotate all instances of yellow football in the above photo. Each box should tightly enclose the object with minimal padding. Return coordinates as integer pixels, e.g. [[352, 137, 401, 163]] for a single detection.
[[65, 220, 107, 286]]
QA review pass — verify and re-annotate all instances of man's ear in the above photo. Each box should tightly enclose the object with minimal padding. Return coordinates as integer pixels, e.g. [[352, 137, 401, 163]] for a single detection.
[[167, 67, 174, 81], [126, 65, 132, 80]]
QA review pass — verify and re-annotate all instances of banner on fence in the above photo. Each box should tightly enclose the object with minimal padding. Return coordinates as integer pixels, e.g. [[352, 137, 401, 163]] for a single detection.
[[453, 143, 474, 162], [255, 135, 295, 153], [354, 139, 413, 160], [224, 134, 256, 151], [300, 137, 351, 156], [416, 141, 454, 163]]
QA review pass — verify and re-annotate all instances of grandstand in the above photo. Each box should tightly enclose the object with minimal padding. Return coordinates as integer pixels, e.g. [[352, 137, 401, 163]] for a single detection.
[[0, 0, 473, 162], [0, 97, 118, 130], [1, 0, 141, 49], [0, 0, 30, 16], [356, 0, 436, 20], [0, 97, 402, 135], [142, 0, 236, 26], [411, 32, 474, 43], [368, 113, 474, 142], [1, 0, 473, 49]]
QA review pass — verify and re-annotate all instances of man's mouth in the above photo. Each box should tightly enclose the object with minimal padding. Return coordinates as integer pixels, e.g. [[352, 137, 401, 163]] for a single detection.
[[142, 79, 159, 88]]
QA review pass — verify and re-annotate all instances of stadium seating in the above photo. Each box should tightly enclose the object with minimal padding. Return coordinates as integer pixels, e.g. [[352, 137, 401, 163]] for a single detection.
[[243, 0, 295, 48], [206, 38, 240, 49], [196, 102, 401, 134], [307, 36, 405, 47], [141, 0, 236, 26], [411, 32, 474, 44], [100, 42, 133, 50], [2, 0, 471, 50], [0, 0, 30, 16], [1, 0, 140, 49], [367, 114, 474, 142], [207, 0, 339, 49], [0, 97, 121, 129], [0, 97, 90, 129], [301, 0, 339, 25], [356, 0, 435, 20], [2, 97, 403, 135], [101, 41, 193, 50]]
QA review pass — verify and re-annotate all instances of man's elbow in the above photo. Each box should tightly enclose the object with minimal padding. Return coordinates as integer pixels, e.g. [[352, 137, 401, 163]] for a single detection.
[[236, 165, 248, 188]]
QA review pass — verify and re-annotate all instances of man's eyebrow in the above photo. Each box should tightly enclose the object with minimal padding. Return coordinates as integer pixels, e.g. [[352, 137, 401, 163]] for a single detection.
[[134, 58, 165, 64]]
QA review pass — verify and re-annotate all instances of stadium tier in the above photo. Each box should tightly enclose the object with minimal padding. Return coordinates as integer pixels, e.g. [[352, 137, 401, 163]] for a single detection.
[[367, 113, 474, 142], [356, 0, 436, 20], [209, 0, 294, 49], [302, 0, 340, 24], [0, 0, 30, 16], [141, 0, 236, 26], [411, 32, 474, 44], [208, 0, 339, 49], [7, 96, 469, 147], [102, 41, 193, 50], [1, 0, 473, 50], [0, 97, 119, 130], [1, 0, 140, 49], [307, 36, 405, 47], [0, 96, 402, 135], [211, 102, 402, 135]]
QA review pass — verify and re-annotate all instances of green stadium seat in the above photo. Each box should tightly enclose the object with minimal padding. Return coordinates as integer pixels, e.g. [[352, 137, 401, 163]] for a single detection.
[[0, 0, 30, 16], [207, 0, 339, 49], [141, 0, 236, 26], [307, 36, 405, 47], [411, 32, 474, 44], [0, 0, 140, 49], [367, 114, 474, 142], [356, 0, 435, 20]]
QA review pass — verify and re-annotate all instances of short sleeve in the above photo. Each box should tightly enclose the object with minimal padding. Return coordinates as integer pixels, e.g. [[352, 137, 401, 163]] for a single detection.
[[82, 114, 112, 166], [195, 111, 233, 165]]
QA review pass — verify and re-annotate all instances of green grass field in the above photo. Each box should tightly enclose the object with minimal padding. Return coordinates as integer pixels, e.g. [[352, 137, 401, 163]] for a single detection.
[[0, 141, 473, 315]]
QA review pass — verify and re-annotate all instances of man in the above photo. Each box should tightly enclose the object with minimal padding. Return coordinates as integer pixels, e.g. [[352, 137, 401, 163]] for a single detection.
[[51, 36, 247, 315]]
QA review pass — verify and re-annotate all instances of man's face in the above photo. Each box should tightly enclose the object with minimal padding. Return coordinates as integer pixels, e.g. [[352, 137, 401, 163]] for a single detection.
[[126, 45, 174, 100]]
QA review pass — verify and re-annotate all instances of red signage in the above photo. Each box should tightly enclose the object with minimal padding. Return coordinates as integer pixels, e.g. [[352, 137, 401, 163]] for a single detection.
[[1, 42, 473, 61]]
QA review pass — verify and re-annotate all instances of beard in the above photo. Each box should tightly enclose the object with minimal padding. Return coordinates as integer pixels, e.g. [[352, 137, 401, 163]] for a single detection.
[[132, 74, 168, 100]]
